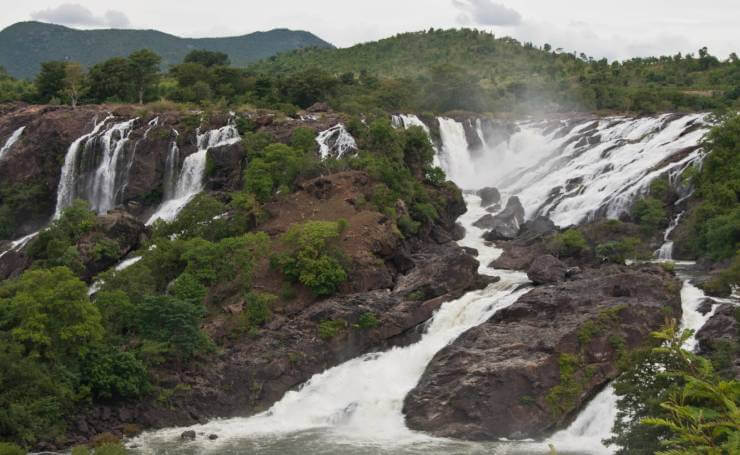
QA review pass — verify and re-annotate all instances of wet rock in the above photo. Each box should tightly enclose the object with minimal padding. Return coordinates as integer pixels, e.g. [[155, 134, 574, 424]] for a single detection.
[[77, 210, 147, 279], [404, 265, 682, 440], [517, 216, 557, 242], [306, 102, 330, 113], [204, 142, 245, 191], [696, 304, 740, 379], [476, 187, 501, 207], [697, 298, 715, 315], [208, 434, 218, 440], [485, 203, 501, 213], [181, 430, 196, 440], [527, 254, 567, 285], [474, 196, 524, 240]]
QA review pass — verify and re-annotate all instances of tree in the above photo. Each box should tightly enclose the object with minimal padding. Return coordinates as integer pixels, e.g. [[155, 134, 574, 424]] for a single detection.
[[34, 61, 67, 103], [87, 57, 134, 103], [127, 49, 161, 104], [62, 62, 86, 109], [183, 49, 230, 67]]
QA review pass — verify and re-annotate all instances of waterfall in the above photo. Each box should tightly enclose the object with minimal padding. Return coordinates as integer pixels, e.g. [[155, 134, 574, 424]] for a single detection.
[[315, 124, 357, 159], [89, 119, 138, 213], [54, 115, 114, 218], [146, 123, 240, 225], [162, 131, 180, 199], [130, 112, 721, 455], [437, 117, 475, 186], [0, 126, 25, 160], [132, 194, 532, 451], [655, 212, 684, 260], [0, 231, 39, 260]]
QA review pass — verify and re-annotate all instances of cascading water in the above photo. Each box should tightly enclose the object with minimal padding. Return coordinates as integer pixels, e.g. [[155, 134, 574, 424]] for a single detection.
[[55, 115, 114, 218], [146, 123, 240, 225], [131, 111, 725, 455], [162, 131, 181, 199], [655, 212, 684, 260], [0, 125, 25, 160], [88, 118, 138, 213], [316, 123, 357, 159], [437, 117, 476, 185]]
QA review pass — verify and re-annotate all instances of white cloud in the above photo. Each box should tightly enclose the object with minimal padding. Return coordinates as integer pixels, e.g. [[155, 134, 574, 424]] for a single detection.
[[31, 3, 130, 28], [452, 0, 522, 26]]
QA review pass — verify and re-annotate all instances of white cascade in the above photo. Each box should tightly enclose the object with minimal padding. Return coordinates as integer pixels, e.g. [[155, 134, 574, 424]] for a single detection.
[[437, 117, 475, 186], [475, 118, 488, 150], [132, 194, 531, 452], [0, 231, 39, 260], [655, 212, 684, 260], [483, 113, 709, 226], [55, 115, 114, 218], [162, 131, 180, 199], [146, 123, 240, 225], [315, 123, 357, 159], [0, 126, 25, 160], [89, 118, 138, 213]]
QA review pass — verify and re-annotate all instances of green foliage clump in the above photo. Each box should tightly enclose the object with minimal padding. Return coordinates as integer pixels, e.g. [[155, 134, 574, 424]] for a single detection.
[[274, 221, 347, 296], [245, 143, 316, 202], [548, 229, 589, 258], [0, 267, 104, 445], [595, 237, 641, 264], [290, 127, 317, 154], [81, 347, 149, 400], [0, 443, 24, 455], [356, 312, 380, 329], [607, 321, 740, 454], [135, 295, 211, 359], [0, 183, 49, 240], [631, 197, 667, 234], [318, 320, 346, 340], [545, 353, 585, 417], [242, 292, 277, 329]]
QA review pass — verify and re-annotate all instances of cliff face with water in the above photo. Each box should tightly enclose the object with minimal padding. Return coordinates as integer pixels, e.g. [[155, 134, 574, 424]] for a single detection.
[[0, 104, 734, 452]]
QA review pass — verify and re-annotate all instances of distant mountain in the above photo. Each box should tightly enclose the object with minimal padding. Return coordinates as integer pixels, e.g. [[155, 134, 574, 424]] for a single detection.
[[0, 21, 333, 79]]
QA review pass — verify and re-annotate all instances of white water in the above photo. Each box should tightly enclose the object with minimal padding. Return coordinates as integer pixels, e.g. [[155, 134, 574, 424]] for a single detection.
[[55, 115, 114, 218], [89, 119, 138, 213], [429, 114, 709, 226], [437, 117, 476, 185], [0, 126, 25, 160], [146, 123, 240, 225], [316, 123, 357, 159], [655, 212, 684, 260], [130, 112, 721, 455], [0, 231, 39, 260]]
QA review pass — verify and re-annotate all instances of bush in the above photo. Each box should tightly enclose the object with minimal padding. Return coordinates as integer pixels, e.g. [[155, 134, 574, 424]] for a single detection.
[[631, 197, 667, 234], [290, 127, 317, 154], [595, 237, 641, 263], [245, 143, 315, 202], [274, 221, 347, 296], [0, 442, 25, 455], [318, 319, 346, 340], [135, 295, 210, 359], [356, 312, 380, 329], [81, 347, 149, 400], [243, 292, 276, 328], [548, 229, 589, 257]]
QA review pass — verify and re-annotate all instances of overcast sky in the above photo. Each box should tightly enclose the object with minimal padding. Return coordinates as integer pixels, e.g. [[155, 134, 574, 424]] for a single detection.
[[2, 1, 738, 60]]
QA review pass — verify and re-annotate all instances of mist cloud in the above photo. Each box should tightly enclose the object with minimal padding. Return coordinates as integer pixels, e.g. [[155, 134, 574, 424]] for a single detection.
[[452, 0, 522, 26], [31, 3, 131, 28]]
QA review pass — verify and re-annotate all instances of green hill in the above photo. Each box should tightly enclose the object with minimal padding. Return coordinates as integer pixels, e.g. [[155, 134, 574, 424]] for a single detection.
[[250, 28, 739, 114], [0, 21, 333, 79]]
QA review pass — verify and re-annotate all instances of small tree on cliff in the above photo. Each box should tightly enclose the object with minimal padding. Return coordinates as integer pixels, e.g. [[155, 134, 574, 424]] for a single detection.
[[128, 49, 161, 104], [62, 62, 86, 109]]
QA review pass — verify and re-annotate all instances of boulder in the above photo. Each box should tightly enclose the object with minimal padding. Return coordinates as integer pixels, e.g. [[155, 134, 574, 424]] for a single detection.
[[517, 216, 557, 242], [473, 196, 524, 240], [77, 210, 147, 279], [476, 187, 501, 207], [180, 430, 196, 440], [696, 304, 740, 379], [527, 254, 567, 285], [306, 102, 330, 113], [204, 142, 245, 191], [403, 265, 681, 440]]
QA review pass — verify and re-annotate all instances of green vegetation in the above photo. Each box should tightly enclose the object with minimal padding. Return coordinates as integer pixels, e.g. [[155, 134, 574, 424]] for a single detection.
[[547, 229, 589, 258], [0, 21, 331, 80], [274, 221, 348, 296], [607, 322, 740, 454], [318, 319, 346, 340], [675, 113, 739, 295]]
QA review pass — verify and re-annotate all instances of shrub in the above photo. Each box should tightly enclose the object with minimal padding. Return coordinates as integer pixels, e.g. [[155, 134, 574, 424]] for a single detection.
[[356, 312, 380, 329], [318, 320, 346, 340], [548, 229, 589, 257], [595, 237, 641, 263], [135, 295, 210, 359], [0, 443, 25, 455], [274, 221, 347, 296], [81, 347, 149, 400], [631, 197, 667, 234], [290, 127, 317, 154], [243, 292, 276, 328]]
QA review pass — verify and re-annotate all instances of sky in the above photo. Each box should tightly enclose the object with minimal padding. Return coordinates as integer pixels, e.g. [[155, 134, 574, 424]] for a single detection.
[[2, 1, 738, 60]]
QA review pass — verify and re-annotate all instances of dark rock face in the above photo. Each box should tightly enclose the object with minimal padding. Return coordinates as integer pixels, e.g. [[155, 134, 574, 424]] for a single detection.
[[474, 196, 525, 240], [403, 265, 681, 440], [696, 304, 740, 379], [204, 143, 245, 191], [77, 210, 147, 279], [476, 187, 500, 207], [527, 254, 567, 285], [518, 216, 557, 242]]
